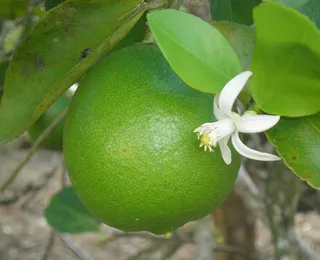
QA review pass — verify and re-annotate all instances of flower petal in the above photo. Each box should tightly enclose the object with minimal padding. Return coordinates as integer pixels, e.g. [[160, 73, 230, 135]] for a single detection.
[[218, 136, 232, 165], [231, 132, 281, 161], [235, 115, 280, 133], [219, 71, 252, 116], [213, 94, 225, 120]]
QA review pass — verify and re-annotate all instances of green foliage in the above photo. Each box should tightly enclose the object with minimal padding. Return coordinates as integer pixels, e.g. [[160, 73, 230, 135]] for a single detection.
[[267, 112, 320, 189], [0, 0, 154, 144], [211, 21, 255, 71], [299, 0, 320, 28], [45, 186, 101, 233], [0, 61, 9, 91], [210, 0, 261, 25], [251, 2, 320, 117], [28, 94, 70, 151], [111, 14, 147, 53], [0, 62, 9, 101], [147, 9, 242, 94], [45, 0, 66, 10], [0, 0, 28, 19]]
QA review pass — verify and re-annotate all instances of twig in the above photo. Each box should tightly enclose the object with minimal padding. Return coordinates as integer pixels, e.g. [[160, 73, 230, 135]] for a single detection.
[[129, 235, 182, 260], [0, 107, 68, 192], [60, 161, 67, 187], [195, 216, 214, 260], [213, 245, 259, 260], [20, 165, 58, 208], [289, 228, 317, 260], [236, 165, 319, 260], [169, 0, 184, 9], [59, 234, 94, 260], [0, 166, 58, 205], [111, 230, 166, 241], [110, 226, 258, 260], [41, 230, 55, 260]]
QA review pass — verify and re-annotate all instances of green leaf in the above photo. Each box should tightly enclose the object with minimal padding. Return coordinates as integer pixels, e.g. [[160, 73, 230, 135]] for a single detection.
[[0, 0, 163, 144], [276, 0, 309, 9], [251, 2, 320, 117], [111, 14, 147, 53], [147, 9, 242, 94], [299, 0, 320, 29], [0, 0, 28, 19], [0, 62, 9, 100], [211, 21, 255, 71], [0, 62, 9, 87], [45, 186, 100, 233], [267, 112, 320, 189], [273, 0, 320, 29], [45, 0, 66, 10], [210, 0, 261, 25]]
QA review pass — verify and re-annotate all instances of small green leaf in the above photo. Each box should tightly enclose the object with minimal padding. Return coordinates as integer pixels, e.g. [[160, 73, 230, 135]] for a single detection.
[[210, 0, 261, 25], [0, 0, 161, 143], [147, 9, 242, 94], [211, 21, 255, 71], [45, 186, 101, 233], [45, 0, 66, 10], [299, 0, 320, 28], [267, 112, 320, 189], [251, 2, 320, 117]]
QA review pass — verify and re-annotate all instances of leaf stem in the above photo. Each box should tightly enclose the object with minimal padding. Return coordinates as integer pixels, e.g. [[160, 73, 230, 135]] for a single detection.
[[0, 107, 68, 192]]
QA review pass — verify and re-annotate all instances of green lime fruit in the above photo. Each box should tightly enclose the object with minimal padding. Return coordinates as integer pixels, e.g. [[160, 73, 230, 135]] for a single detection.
[[63, 43, 241, 235], [28, 94, 69, 150]]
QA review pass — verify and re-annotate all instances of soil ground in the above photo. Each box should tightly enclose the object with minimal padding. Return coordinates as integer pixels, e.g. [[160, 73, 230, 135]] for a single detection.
[[0, 137, 319, 260]]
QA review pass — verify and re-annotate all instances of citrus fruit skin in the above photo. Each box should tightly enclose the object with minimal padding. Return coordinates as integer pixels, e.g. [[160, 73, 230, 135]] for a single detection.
[[28, 94, 69, 150], [63, 43, 241, 234]]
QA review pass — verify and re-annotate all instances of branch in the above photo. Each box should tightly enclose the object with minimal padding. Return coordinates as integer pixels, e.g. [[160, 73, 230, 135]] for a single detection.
[[236, 165, 319, 260], [195, 216, 214, 260], [0, 166, 57, 205], [0, 107, 68, 192], [213, 245, 259, 260], [41, 230, 55, 260], [59, 234, 94, 260], [129, 235, 182, 260]]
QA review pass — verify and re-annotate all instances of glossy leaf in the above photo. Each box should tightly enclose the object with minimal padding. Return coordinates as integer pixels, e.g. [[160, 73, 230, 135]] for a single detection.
[[211, 21, 255, 71], [267, 113, 320, 189], [251, 2, 320, 117], [299, 0, 320, 28], [0, 0, 163, 143], [147, 9, 242, 94], [45, 0, 66, 10], [45, 186, 101, 233], [210, 0, 261, 25]]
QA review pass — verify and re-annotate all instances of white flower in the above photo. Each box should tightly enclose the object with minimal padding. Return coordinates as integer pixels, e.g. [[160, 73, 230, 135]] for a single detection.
[[194, 71, 281, 165]]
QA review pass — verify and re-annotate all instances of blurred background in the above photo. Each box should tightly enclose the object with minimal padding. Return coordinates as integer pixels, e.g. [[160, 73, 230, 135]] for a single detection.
[[0, 1, 319, 260]]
